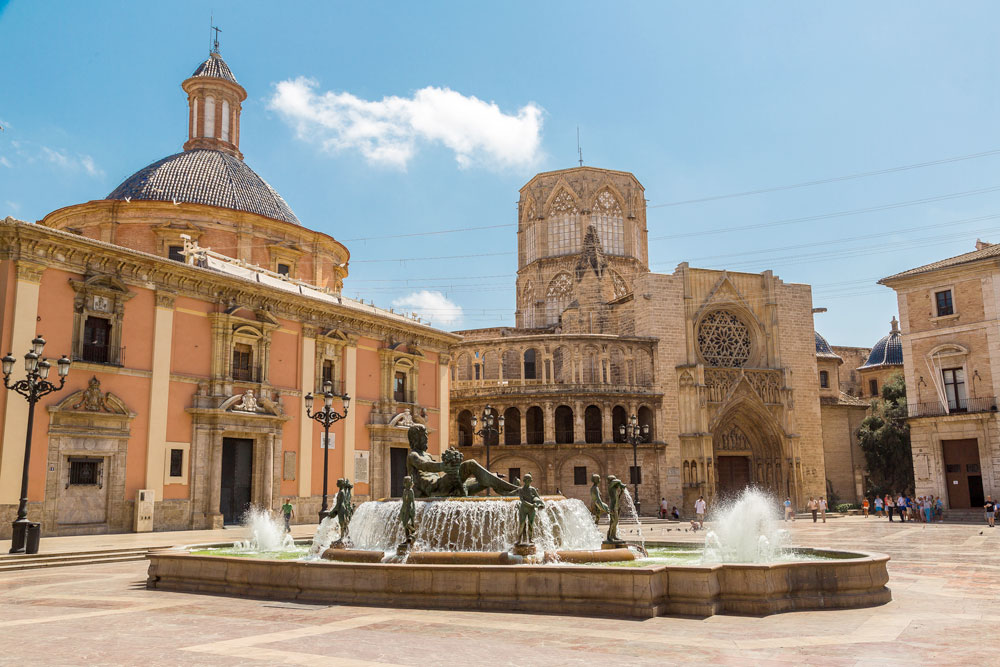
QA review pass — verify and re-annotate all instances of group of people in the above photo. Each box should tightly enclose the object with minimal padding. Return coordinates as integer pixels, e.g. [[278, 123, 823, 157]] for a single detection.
[[658, 497, 681, 521], [861, 493, 943, 523]]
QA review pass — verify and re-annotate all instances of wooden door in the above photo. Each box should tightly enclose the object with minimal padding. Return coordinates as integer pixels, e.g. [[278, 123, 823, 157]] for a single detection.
[[390, 447, 408, 498], [943, 439, 982, 509], [221, 438, 254, 524], [716, 456, 751, 499]]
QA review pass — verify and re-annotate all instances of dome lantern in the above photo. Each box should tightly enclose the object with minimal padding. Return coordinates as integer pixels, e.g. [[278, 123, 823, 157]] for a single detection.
[[181, 47, 247, 159]]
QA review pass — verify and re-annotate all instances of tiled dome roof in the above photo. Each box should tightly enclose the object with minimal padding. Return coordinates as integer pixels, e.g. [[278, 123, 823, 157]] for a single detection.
[[815, 331, 842, 360], [859, 318, 903, 369], [106, 149, 300, 225], [190, 53, 238, 84]]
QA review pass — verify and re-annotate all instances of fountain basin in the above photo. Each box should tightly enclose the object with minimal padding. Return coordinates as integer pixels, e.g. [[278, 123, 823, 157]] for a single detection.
[[318, 547, 635, 565], [146, 541, 890, 618]]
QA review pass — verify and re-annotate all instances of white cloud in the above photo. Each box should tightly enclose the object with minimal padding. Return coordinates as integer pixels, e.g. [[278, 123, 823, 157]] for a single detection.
[[269, 77, 543, 169], [392, 290, 464, 327], [0, 156, 11, 168], [39, 146, 103, 177]]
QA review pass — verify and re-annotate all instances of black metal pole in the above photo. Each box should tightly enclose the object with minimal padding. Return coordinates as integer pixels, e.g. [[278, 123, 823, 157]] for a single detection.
[[632, 435, 640, 517], [9, 392, 36, 554], [319, 416, 330, 523]]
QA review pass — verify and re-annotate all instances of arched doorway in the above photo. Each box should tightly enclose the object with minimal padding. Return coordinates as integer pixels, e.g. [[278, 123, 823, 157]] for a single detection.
[[637, 405, 654, 440], [711, 402, 785, 500], [457, 410, 473, 446], [612, 405, 627, 443], [526, 406, 544, 444], [504, 407, 521, 445], [584, 405, 602, 443], [555, 405, 574, 443]]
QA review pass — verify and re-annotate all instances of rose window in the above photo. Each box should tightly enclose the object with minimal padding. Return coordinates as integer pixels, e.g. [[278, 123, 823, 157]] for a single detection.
[[697, 310, 752, 367]]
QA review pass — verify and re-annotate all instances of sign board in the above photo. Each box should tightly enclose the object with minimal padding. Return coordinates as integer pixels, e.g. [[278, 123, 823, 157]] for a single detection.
[[321, 432, 336, 449], [354, 451, 370, 484]]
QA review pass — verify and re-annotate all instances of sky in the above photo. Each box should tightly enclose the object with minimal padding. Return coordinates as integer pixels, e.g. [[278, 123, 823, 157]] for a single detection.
[[2, 1, 999, 346]]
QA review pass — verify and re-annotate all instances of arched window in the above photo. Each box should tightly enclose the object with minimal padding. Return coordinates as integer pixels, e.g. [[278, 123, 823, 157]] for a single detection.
[[583, 347, 599, 384], [555, 405, 574, 444], [526, 406, 544, 444], [457, 410, 473, 446], [548, 190, 581, 256], [546, 272, 573, 326], [521, 281, 534, 328], [204, 96, 216, 138], [482, 352, 499, 380], [592, 190, 624, 255], [552, 347, 569, 383], [504, 407, 521, 445], [522, 198, 537, 264], [221, 100, 231, 142], [637, 405, 654, 440], [612, 406, 627, 443], [456, 353, 472, 381], [523, 348, 537, 380], [610, 348, 625, 384], [502, 349, 521, 379], [584, 405, 602, 444], [697, 310, 753, 367]]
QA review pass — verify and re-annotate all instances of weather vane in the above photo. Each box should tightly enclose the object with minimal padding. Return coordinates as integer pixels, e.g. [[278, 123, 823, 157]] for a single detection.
[[210, 15, 222, 54]]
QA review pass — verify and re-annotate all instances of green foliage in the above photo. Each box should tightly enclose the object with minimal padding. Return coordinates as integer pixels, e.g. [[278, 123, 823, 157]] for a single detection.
[[857, 371, 913, 497], [836, 503, 859, 513]]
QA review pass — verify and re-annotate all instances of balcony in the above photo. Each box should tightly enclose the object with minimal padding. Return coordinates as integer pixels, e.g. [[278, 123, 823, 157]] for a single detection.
[[451, 378, 657, 398], [76, 344, 125, 367], [232, 366, 262, 383], [908, 396, 998, 418]]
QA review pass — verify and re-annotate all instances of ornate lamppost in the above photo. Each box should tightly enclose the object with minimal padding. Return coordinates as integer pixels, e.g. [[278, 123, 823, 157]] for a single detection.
[[2, 335, 71, 554], [304, 381, 350, 523], [619, 414, 649, 517], [471, 405, 504, 492]]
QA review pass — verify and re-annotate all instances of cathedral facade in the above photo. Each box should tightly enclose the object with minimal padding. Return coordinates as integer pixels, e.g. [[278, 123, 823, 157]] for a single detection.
[[450, 167, 838, 514]]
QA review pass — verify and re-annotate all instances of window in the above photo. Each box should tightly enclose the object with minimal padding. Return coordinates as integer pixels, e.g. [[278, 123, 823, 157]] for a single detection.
[[548, 190, 580, 256], [592, 191, 624, 255], [221, 100, 230, 142], [524, 223, 536, 264], [946, 464, 961, 473], [629, 466, 642, 485], [232, 343, 253, 381], [277, 263, 290, 276], [169, 449, 184, 478], [322, 359, 335, 387], [394, 371, 407, 402], [204, 96, 215, 138], [168, 245, 185, 262], [869, 379, 879, 397], [967, 463, 981, 473], [943, 368, 967, 411], [69, 458, 100, 486], [524, 349, 536, 379], [508, 468, 521, 484], [819, 370, 829, 388], [574, 466, 588, 485], [935, 290, 954, 317], [82, 316, 112, 363]]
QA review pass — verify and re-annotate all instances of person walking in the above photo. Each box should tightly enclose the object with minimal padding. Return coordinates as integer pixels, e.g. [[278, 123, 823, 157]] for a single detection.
[[862, 497, 870, 518], [281, 498, 295, 533], [694, 496, 707, 529], [659, 497, 669, 519], [808, 497, 819, 523], [886, 494, 895, 522], [934, 496, 944, 521], [874, 495, 883, 517], [783, 497, 794, 521], [897, 494, 907, 522], [985, 496, 996, 528], [922, 496, 932, 524], [819, 497, 828, 523]]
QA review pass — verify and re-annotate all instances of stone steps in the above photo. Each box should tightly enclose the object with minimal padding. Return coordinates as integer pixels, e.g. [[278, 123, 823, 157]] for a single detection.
[[0, 546, 171, 572]]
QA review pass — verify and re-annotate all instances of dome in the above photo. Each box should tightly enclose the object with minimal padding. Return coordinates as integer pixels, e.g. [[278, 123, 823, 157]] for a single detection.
[[859, 317, 903, 369], [106, 149, 300, 225], [190, 53, 238, 84], [815, 331, 841, 360]]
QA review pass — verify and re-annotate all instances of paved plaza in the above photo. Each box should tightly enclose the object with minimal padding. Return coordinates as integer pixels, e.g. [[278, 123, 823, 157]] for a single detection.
[[0, 515, 995, 665]]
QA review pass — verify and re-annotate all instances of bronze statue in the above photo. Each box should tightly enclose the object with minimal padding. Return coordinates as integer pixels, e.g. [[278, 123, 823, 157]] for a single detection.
[[398, 475, 416, 551], [405, 425, 518, 497], [605, 475, 627, 545], [589, 473, 609, 524], [332, 478, 354, 543], [516, 473, 545, 546]]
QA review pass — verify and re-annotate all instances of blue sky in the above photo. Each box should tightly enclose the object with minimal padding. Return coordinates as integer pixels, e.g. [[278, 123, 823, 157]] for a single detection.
[[2, 1, 999, 346]]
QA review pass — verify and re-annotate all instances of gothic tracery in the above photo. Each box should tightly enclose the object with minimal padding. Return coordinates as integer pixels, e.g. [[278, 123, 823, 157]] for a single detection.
[[698, 310, 752, 367]]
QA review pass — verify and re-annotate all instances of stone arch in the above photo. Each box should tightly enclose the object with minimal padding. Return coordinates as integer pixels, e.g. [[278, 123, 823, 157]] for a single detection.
[[612, 405, 627, 443], [544, 185, 582, 258], [555, 405, 574, 444], [455, 353, 473, 381], [523, 348, 538, 380], [554, 451, 605, 501], [710, 386, 787, 499], [457, 409, 473, 446], [609, 347, 626, 384], [582, 345, 600, 384], [491, 451, 546, 488], [503, 406, 521, 445], [481, 351, 500, 380], [636, 348, 653, 385], [637, 405, 655, 440], [502, 348, 521, 380], [584, 404, 603, 443], [525, 405, 544, 444], [552, 346, 570, 383], [589, 186, 626, 256], [545, 271, 574, 326]]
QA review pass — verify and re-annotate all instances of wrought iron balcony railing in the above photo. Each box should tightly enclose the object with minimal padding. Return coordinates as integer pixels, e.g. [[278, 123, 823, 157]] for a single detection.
[[908, 396, 998, 418], [77, 344, 125, 367]]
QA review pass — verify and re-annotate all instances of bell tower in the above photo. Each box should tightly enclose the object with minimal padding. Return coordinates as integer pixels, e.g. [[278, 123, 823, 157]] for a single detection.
[[181, 41, 247, 159]]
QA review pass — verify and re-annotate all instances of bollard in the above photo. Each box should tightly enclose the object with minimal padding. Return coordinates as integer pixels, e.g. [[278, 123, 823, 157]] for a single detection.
[[25, 522, 41, 555]]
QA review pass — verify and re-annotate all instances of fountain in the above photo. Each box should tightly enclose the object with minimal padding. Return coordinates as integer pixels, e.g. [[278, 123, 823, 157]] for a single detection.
[[232, 506, 296, 553], [147, 427, 890, 618]]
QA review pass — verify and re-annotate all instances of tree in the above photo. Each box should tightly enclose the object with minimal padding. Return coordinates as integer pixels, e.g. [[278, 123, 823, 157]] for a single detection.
[[856, 372, 914, 498]]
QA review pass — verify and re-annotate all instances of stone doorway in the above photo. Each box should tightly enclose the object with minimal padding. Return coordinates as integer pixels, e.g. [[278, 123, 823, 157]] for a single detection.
[[716, 456, 751, 499], [221, 438, 253, 524], [943, 439, 984, 508], [389, 447, 408, 498]]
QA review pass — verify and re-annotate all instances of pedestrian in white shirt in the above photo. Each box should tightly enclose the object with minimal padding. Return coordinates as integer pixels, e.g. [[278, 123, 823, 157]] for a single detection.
[[819, 497, 828, 523], [694, 496, 706, 529]]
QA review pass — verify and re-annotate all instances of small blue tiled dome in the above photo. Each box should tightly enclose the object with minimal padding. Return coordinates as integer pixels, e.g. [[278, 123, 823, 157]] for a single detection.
[[815, 331, 841, 359], [859, 317, 903, 369]]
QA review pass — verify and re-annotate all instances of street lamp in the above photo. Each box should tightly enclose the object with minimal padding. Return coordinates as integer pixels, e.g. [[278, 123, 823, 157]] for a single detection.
[[619, 414, 650, 517], [2, 335, 71, 554], [471, 405, 504, 492], [304, 381, 350, 523]]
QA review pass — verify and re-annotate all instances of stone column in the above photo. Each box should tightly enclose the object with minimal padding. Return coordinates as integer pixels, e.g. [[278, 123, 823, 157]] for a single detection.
[[208, 427, 224, 528], [263, 433, 275, 510], [574, 401, 584, 444], [602, 402, 614, 443], [543, 402, 556, 444]]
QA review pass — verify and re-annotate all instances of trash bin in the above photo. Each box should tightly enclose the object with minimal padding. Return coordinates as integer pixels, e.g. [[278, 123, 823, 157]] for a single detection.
[[24, 522, 41, 555]]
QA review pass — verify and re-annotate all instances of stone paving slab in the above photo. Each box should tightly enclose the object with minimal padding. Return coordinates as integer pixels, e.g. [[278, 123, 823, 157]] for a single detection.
[[0, 515, 996, 664]]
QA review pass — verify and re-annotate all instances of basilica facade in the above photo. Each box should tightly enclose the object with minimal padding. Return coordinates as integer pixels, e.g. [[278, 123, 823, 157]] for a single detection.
[[0, 48, 456, 538], [450, 166, 851, 514]]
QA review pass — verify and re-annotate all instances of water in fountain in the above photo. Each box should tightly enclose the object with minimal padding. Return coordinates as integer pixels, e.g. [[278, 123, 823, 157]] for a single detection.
[[701, 487, 788, 563], [232, 506, 296, 553], [620, 488, 646, 555], [331, 497, 602, 554], [308, 515, 342, 556]]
